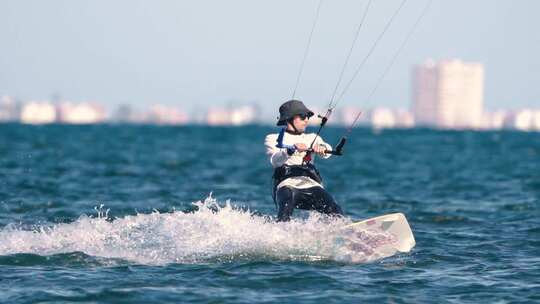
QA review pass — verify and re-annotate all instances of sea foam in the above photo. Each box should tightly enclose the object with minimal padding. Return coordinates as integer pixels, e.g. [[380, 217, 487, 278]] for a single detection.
[[0, 195, 399, 265]]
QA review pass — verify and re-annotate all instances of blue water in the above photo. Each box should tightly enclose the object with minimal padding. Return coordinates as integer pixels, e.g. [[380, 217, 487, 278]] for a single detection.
[[0, 124, 539, 303]]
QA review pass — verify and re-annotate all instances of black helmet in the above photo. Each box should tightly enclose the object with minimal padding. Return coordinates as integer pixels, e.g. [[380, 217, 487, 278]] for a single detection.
[[276, 99, 314, 126]]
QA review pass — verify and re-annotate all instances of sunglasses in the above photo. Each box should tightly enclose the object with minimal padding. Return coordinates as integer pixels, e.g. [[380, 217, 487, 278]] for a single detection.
[[296, 113, 310, 120]]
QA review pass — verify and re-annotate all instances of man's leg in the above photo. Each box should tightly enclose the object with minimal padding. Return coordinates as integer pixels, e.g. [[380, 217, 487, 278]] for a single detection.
[[275, 186, 298, 222], [297, 187, 343, 216]]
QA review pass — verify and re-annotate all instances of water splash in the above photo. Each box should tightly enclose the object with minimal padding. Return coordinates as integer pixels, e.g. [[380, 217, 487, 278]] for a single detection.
[[0, 195, 400, 265]]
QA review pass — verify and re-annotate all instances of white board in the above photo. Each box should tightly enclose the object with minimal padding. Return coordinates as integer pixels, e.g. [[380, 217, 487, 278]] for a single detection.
[[342, 212, 416, 253], [287, 213, 416, 263]]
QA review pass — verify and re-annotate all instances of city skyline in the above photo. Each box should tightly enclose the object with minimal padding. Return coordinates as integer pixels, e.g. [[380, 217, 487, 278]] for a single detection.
[[2, 56, 537, 126], [2, 88, 540, 131], [1, 1, 539, 116]]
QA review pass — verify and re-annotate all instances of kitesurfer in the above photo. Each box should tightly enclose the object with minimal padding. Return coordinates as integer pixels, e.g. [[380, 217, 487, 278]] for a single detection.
[[265, 100, 343, 222]]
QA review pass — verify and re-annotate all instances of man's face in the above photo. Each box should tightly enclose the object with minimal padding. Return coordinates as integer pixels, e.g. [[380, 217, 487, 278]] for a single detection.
[[289, 113, 309, 132]]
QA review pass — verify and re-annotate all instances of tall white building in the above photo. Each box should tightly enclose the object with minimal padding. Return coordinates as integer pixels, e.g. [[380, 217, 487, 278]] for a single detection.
[[412, 59, 484, 129]]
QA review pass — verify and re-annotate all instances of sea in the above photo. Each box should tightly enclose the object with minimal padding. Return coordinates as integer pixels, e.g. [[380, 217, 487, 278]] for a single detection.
[[0, 124, 538, 303]]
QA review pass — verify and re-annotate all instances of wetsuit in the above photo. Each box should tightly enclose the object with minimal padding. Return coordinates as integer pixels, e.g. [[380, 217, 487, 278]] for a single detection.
[[264, 129, 343, 222]]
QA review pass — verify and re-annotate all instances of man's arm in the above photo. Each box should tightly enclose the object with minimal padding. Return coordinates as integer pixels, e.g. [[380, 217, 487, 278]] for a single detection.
[[265, 134, 289, 168]]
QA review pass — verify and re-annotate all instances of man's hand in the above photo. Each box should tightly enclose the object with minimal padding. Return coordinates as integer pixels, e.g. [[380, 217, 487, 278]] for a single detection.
[[313, 144, 327, 156]]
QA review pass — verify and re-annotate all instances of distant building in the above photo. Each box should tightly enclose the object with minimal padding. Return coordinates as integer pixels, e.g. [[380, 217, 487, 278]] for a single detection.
[[20, 101, 57, 124], [206, 104, 258, 126], [147, 105, 189, 125], [365, 108, 415, 129], [112, 104, 143, 123], [336, 106, 366, 127], [0, 95, 20, 122], [413, 59, 484, 129], [503, 109, 540, 131], [304, 106, 345, 127], [413, 61, 438, 126], [370, 107, 396, 129], [394, 109, 415, 128], [335, 107, 413, 129], [533, 110, 540, 131], [230, 105, 257, 125], [481, 110, 507, 130], [206, 107, 231, 126], [57, 102, 106, 124]]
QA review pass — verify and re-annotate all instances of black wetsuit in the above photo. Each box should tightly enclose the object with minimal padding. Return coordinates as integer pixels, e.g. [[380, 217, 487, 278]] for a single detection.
[[272, 164, 343, 222], [275, 186, 343, 222]]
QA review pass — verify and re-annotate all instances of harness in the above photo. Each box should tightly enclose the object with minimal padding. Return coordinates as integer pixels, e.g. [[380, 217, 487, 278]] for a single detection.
[[272, 128, 323, 203], [271, 164, 323, 202]]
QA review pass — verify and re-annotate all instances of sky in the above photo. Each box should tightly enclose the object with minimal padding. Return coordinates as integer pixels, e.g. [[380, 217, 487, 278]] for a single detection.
[[1, 0, 539, 118]]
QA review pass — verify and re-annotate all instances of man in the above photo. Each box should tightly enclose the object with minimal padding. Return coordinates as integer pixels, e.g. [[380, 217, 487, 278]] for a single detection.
[[265, 99, 344, 222]]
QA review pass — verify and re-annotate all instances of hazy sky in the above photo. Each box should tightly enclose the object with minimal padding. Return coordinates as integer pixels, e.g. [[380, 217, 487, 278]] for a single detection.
[[1, 0, 538, 117]]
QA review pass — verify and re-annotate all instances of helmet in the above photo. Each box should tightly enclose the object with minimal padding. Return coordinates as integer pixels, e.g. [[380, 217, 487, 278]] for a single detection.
[[276, 99, 314, 126]]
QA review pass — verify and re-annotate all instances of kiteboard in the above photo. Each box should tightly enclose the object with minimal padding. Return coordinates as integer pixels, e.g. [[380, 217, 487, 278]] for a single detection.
[[332, 213, 416, 262]]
